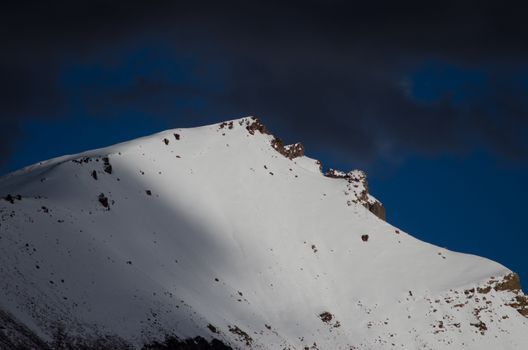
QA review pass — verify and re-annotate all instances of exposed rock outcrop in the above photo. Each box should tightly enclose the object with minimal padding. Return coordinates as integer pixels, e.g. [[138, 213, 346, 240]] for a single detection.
[[270, 138, 305, 159], [494, 273, 522, 292], [471, 273, 528, 318], [488, 273, 528, 317], [245, 117, 269, 135], [326, 169, 386, 220], [368, 201, 386, 221]]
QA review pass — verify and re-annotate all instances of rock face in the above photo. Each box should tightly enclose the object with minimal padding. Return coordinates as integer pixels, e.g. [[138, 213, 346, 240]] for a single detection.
[[325, 169, 386, 220], [0, 116, 527, 349], [270, 138, 305, 160], [488, 273, 528, 317], [494, 273, 523, 292], [243, 118, 269, 135]]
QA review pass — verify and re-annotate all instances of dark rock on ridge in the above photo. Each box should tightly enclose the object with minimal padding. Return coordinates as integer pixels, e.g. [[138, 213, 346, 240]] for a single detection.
[[270, 138, 305, 159], [325, 169, 386, 221]]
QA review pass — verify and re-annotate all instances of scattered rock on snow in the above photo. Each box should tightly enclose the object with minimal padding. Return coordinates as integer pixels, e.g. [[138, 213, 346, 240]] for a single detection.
[[3, 194, 21, 204], [228, 325, 252, 346], [102, 157, 113, 174], [319, 311, 333, 323], [98, 193, 109, 209]]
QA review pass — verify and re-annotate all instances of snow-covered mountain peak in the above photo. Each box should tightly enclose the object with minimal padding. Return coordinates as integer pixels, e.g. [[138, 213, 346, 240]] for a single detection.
[[0, 116, 526, 349]]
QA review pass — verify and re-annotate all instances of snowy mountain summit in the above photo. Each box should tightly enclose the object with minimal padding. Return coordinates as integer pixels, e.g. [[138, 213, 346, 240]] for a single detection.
[[0, 117, 526, 349]]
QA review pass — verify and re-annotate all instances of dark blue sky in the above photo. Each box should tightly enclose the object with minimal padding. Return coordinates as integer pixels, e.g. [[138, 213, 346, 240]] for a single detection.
[[1, 1, 527, 286]]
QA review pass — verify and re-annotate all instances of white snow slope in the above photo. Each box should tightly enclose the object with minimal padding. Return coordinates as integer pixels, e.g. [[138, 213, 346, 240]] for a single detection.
[[0, 117, 526, 349]]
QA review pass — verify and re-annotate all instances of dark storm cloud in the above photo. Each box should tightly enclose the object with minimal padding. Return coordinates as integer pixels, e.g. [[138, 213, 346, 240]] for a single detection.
[[1, 0, 528, 165]]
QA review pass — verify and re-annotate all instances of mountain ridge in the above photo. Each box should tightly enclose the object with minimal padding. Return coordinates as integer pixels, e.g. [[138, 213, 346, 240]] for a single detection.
[[0, 116, 526, 349]]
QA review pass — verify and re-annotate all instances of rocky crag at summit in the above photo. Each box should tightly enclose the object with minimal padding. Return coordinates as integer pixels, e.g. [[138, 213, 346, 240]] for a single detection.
[[0, 117, 526, 349]]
